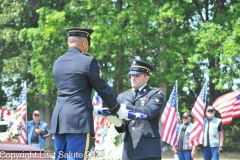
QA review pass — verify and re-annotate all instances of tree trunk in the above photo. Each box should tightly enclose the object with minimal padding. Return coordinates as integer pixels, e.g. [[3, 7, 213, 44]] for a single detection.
[[44, 105, 53, 151], [38, 93, 54, 151]]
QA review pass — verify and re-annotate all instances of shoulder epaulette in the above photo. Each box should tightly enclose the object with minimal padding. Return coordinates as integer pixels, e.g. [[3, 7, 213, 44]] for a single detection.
[[57, 55, 62, 60], [150, 87, 159, 90], [150, 87, 164, 95], [84, 53, 92, 57], [119, 89, 131, 94]]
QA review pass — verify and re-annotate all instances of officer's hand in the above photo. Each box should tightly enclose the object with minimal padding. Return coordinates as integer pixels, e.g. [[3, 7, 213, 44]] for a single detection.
[[106, 116, 122, 127], [117, 104, 128, 119], [35, 128, 42, 135], [218, 146, 223, 154], [93, 106, 103, 117]]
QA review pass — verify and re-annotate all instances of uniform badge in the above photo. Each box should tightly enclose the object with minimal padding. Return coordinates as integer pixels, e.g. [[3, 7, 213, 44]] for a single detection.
[[213, 134, 217, 138], [155, 98, 159, 102], [99, 70, 102, 78]]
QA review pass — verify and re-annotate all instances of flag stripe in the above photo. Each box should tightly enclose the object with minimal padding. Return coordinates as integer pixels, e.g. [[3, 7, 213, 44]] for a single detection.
[[92, 92, 111, 137], [188, 83, 207, 146], [16, 84, 27, 144], [212, 90, 240, 125], [161, 83, 178, 146]]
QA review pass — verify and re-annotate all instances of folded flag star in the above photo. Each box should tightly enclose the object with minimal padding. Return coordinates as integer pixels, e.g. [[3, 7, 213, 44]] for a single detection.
[[98, 109, 148, 120]]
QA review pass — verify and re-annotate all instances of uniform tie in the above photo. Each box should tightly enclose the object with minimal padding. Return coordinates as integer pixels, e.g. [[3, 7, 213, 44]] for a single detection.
[[134, 89, 139, 99]]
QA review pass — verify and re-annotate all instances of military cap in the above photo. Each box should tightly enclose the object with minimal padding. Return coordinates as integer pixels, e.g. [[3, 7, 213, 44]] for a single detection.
[[128, 59, 154, 75], [66, 27, 94, 45]]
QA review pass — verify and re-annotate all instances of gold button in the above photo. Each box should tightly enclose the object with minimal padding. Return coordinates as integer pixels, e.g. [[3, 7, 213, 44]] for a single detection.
[[132, 120, 135, 123], [152, 135, 154, 137]]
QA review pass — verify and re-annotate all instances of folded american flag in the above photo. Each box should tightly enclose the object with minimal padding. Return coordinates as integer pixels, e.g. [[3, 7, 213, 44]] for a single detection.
[[98, 109, 148, 120]]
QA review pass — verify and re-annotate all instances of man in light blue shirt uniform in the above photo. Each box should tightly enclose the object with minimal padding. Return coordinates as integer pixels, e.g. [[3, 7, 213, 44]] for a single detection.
[[172, 112, 196, 160], [202, 106, 224, 160]]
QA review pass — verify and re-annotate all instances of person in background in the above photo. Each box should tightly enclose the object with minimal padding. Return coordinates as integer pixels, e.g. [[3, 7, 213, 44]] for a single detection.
[[26, 110, 50, 150], [202, 106, 224, 160], [172, 112, 196, 160]]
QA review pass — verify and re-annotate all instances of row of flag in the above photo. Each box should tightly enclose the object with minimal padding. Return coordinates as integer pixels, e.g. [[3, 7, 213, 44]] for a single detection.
[[14, 81, 240, 147], [161, 82, 240, 146]]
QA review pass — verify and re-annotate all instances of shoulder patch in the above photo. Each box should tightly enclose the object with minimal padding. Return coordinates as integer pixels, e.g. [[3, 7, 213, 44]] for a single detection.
[[99, 70, 102, 78]]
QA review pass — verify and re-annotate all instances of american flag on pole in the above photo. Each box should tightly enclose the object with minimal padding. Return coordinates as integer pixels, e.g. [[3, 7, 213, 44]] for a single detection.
[[92, 92, 111, 137], [212, 90, 240, 125], [188, 83, 207, 146], [160, 83, 178, 145], [16, 82, 27, 144]]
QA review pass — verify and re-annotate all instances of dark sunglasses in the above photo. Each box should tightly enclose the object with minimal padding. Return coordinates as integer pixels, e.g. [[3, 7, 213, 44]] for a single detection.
[[34, 114, 40, 117], [207, 109, 214, 113], [182, 116, 189, 119]]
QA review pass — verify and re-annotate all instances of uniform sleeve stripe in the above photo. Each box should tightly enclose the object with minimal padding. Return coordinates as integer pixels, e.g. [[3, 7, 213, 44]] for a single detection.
[[109, 102, 119, 110]]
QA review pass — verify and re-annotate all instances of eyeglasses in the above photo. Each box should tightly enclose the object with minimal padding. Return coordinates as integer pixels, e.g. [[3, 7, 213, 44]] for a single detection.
[[182, 116, 189, 119], [207, 109, 214, 113], [34, 114, 40, 117]]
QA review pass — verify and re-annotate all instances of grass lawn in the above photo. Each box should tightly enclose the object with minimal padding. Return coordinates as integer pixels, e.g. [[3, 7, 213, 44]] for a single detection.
[[162, 151, 240, 160]]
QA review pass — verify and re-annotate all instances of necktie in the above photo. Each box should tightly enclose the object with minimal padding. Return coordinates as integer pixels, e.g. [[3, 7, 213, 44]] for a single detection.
[[207, 120, 210, 146], [134, 89, 139, 99]]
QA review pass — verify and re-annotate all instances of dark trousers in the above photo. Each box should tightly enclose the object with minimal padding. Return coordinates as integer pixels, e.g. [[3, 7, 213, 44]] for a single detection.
[[54, 133, 92, 160]]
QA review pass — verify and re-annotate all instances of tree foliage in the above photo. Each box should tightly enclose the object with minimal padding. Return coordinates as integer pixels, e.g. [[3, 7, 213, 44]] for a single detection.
[[0, 0, 240, 151]]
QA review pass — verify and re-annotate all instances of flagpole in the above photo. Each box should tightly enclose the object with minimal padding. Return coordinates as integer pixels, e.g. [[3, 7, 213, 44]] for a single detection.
[[204, 81, 208, 108], [176, 80, 178, 113], [24, 81, 27, 122]]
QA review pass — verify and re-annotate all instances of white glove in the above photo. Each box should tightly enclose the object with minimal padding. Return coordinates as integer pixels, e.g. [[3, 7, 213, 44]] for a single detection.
[[106, 116, 122, 127], [93, 106, 102, 117], [117, 104, 128, 119]]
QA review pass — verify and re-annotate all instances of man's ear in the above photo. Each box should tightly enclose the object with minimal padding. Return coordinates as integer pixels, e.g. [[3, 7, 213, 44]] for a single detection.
[[145, 74, 149, 81], [83, 40, 88, 49]]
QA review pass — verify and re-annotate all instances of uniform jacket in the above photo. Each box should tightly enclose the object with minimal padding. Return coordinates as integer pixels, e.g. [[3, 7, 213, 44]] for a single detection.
[[50, 47, 120, 135], [203, 117, 222, 147], [176, 122, 193, 150], [26, 120, 50, 149], [115, 85, 164, 160]]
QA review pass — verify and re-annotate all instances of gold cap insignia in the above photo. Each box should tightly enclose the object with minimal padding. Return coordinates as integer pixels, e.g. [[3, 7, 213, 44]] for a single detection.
[[132, 61, 136, 65], [99, 70, 102, 78], [155, 98, 159, 102]]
